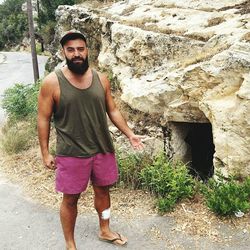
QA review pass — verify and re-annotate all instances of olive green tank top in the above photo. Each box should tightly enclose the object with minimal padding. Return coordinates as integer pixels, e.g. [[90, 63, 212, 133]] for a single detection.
[[54, 69, 114, 157]]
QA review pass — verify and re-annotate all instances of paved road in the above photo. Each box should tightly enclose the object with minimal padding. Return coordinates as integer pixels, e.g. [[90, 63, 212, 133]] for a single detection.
[[0, 51, 48, 123], [1, 172, 250, 250]]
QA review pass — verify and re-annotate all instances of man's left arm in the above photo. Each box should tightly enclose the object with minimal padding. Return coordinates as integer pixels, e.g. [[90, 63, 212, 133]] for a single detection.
[[99, 73, 144, 150]]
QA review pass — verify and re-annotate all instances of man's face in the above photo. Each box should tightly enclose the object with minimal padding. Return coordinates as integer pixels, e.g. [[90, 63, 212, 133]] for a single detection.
[[63, 38, 89, 75]]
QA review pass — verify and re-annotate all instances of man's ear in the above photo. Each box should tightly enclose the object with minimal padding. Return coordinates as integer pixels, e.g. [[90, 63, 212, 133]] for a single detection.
[[60, 48, 65, 60]]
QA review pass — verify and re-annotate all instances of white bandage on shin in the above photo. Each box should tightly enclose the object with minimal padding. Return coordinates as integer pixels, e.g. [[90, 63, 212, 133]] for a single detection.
[[101, 208, 111, 220]]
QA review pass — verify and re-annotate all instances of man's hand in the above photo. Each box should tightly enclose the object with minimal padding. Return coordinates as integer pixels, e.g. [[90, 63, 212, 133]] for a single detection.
[[129, 135, 145, 151], [43, 154, 56, 170]]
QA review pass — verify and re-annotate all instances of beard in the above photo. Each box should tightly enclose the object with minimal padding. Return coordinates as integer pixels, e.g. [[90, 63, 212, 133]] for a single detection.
[[66, 56, 89, 75]]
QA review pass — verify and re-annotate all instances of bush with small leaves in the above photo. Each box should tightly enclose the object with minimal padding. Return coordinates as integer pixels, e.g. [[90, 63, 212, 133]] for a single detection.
[[116, 151, 152, 189], [1, 82, 40, 121], [202, 174, 250, 216], [140, 152, 196, 212]]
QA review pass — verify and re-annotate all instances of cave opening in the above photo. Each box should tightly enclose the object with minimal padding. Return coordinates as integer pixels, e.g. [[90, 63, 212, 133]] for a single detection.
[[166, 122, 215, 181], [185, 123, 215, 181]]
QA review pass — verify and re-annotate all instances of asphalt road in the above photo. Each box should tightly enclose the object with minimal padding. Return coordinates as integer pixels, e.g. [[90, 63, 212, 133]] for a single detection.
[[1, 172, 250, 250], [0, 51, 48, 123]]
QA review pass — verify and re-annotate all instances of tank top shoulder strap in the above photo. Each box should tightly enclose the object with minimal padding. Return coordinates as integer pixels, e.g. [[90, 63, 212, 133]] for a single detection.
[[91, 69, 98, 82], [91, 69, 104, 90], [55, 69, 65, 83]]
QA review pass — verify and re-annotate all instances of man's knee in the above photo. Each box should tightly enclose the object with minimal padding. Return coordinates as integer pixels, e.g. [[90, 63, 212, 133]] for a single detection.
[[62, 193, 80, 207], [94, 186, 110, 199]]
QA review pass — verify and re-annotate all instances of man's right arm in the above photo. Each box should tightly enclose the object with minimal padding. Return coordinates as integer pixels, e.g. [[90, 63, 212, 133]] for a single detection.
[[37, 73, 57, 170]]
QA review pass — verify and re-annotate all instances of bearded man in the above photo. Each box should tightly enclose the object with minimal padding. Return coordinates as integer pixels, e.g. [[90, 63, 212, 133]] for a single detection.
[[37, 30, 144, 249]]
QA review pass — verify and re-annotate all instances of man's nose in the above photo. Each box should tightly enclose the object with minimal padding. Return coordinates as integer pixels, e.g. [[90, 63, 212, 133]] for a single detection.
[[73, 49, 80, 56]]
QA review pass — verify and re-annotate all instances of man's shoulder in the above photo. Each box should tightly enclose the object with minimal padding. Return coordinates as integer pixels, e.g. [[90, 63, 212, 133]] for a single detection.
[[94, 70, 110, 93], [95, 70, 109, 84], [42, 71, 59, 87]]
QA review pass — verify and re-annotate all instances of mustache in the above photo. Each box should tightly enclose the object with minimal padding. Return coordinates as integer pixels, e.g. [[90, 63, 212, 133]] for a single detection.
[[71, 57, 84, 62]]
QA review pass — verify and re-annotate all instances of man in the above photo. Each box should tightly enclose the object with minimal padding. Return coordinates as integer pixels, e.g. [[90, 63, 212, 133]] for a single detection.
[[37, 30, 144, 249]]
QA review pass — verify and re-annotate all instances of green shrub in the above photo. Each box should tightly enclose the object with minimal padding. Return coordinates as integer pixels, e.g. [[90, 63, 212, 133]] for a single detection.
[[242, 177, 250, 195], [157, 196, 177, 213], [1, 82, 40, 121], [1, 82, 40, 154], [202, 174, 250, 216], [140, 152, 196, 212], [116, 151, 152, 189]]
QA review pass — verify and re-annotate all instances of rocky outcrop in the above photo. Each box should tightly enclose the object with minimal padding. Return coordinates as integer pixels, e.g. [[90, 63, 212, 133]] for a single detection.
[[52, 0, 250, 176]]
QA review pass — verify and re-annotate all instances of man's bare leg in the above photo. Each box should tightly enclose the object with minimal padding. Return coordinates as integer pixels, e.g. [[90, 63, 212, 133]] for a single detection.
[[60, 193, 80, 250], [93, 185, 127, 245]]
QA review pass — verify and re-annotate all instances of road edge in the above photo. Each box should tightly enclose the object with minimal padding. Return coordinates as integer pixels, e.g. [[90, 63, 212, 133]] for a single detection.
[[0, 52, 6, 64]]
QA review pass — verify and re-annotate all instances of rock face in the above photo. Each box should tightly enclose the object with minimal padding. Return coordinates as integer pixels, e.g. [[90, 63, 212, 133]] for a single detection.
[[52, 0, 250, 176]]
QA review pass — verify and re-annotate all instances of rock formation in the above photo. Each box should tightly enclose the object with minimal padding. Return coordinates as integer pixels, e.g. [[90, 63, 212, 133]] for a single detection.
[[51, 0, 250, 177]]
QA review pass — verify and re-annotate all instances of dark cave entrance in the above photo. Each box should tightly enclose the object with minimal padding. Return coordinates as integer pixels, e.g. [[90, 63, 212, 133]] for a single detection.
[[184, 123, 215, 181], [166, 122, 215, 181]]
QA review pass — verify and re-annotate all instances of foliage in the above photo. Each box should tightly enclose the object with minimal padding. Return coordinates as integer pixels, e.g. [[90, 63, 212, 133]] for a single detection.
[[0, 121, 34, 154], [139, 152, 196, 212], [0, 81, 40, 154], [116, 151, 152, 189], [37, 0, 76, 45], [117, 151, 199, 212], [243, 177, 250, 196], [0, 0, 28, 49], [157, 197, 177, 213], [1, 82, 40, 121], [0, 0, 77, 49], [38, 0, 75, 25], [201, 173, 250, 216], [38, 20, 57, 45]]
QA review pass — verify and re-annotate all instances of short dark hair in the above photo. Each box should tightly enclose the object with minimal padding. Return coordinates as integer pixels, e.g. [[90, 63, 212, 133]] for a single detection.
[[60, 30, 87, 47]]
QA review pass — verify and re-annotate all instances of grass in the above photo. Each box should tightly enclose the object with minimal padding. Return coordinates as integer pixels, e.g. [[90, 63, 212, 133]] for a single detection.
[[0, 121, 35, 155]]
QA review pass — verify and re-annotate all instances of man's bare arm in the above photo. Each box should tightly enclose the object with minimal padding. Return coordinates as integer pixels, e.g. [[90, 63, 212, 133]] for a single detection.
[[37, 73, 57, 169], [99, 73, 144, 150]]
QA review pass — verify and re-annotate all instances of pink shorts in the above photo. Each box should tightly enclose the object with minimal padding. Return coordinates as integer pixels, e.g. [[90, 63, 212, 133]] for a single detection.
[[55, 153, 118, 194]]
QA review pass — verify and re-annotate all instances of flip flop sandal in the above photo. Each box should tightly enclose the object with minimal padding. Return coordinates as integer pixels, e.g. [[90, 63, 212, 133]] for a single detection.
[[99, 232, 128, 246]]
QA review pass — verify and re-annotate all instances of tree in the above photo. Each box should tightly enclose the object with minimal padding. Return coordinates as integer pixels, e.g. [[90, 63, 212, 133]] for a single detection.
[[0, 0, 77, 50], [38, 0, 75, 24], [0, 0, 28, 49], [37, 0, 76, 45]]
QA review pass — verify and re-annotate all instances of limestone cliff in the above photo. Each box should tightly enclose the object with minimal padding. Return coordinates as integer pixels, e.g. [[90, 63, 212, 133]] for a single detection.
[[51, 0, 250, 176]]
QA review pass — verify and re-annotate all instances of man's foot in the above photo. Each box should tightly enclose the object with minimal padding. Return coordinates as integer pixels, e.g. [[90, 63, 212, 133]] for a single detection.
[[99, 231, 128, 246], [66, 241, 77, 250]]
